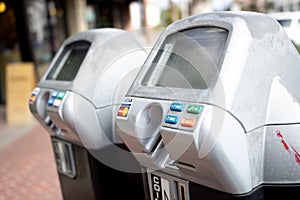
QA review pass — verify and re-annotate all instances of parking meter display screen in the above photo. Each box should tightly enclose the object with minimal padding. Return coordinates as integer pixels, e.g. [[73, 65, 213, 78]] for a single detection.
[[46, 41, 90, 81], [142, 27, 228, 89]]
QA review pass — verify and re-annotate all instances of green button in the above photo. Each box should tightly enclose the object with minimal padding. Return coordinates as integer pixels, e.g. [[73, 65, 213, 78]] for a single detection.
[[57, 92, 65, 99], [187, 105, 202, 114]]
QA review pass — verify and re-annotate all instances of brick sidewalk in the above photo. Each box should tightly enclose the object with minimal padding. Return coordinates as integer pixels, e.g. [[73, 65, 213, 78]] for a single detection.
[[0, 124, 63, 200]]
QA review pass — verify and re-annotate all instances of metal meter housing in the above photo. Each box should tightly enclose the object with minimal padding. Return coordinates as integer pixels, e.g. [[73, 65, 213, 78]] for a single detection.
[[29, 28, 148, 200], [116, 12, 300, 199], [29, 28, 147, 149]]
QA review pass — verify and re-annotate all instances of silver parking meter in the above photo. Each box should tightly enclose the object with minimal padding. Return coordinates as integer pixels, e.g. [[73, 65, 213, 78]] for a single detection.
[[116, 12, 300, 199], [29, 28, 147, 200]]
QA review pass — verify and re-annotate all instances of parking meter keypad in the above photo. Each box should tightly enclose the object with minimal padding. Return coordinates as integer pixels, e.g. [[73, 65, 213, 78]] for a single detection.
[[163, 102, 203, 131], [48, 91, 66, 107]]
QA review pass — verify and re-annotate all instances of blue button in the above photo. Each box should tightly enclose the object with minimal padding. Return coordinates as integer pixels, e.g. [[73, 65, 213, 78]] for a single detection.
[[52, 91, 59, 98], [165, 115, 179, 124], [48, 98, 55, 106], [170, 102, 184, 112]]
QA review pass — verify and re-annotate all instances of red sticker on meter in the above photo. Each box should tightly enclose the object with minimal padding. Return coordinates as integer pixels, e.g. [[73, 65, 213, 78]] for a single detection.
[[117, 98, 133, 119], [29, 87, 40, 104], [117, 104, 130, 117]]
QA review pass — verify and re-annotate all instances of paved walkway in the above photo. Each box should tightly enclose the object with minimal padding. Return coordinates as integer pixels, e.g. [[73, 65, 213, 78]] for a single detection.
[[0, 115, 63, 199]]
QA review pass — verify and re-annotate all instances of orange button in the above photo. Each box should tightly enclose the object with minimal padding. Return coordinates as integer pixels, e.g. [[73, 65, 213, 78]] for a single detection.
[[180, 118, 196, 128]]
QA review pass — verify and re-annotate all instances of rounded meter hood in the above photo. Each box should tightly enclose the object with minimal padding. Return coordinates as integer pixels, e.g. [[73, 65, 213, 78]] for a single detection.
[[127, 11, 300, 132]]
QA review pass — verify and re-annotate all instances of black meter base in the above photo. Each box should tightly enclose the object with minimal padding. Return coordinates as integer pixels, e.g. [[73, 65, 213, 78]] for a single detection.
[[51, 137, 146, 200]]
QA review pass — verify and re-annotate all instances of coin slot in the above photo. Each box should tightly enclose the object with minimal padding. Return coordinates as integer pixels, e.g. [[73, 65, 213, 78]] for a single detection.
[[177, 182, 186, 200]]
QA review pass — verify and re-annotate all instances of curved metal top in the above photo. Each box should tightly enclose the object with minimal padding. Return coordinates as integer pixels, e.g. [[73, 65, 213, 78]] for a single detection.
[[38, 28, 147, 108], [128, 11, 300, 131]]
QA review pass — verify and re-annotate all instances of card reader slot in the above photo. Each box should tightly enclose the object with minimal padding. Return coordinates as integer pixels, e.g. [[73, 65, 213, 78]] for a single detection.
[[174, 161, 196, 171]]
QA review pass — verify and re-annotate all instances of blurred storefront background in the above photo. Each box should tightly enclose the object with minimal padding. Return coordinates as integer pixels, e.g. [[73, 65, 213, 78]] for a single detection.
[[0, 0, 300, 107]]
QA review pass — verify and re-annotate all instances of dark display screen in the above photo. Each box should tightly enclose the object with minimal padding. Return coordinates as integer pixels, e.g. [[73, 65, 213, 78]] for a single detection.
[[46, 41, 90, 81], [142, 27, 228, 89]]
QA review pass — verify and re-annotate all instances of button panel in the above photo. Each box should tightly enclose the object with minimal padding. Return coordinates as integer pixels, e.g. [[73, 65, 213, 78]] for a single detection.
[[163, 102, 203, 131], [48, 91, 66, 108]]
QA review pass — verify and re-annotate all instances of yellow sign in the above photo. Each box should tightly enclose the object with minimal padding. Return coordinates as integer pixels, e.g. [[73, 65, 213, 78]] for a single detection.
[[0, 2, 6, 13], [6, 62, 36, 124]]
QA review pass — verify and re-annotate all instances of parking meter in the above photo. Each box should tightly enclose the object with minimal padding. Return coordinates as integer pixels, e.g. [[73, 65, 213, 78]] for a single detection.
[[116, 12, 300, 199], [29, 28, 147, 200]]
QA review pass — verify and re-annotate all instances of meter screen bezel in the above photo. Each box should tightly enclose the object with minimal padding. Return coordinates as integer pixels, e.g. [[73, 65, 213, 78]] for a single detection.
[[141, 27, 228, 90], [46, 41, 91, 81], [127, 26, 230, 103]]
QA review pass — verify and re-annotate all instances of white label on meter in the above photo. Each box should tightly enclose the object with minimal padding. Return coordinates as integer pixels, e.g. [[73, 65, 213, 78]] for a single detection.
[[147, 44, 174, 87], [161, 178, 171, 200], [151, 174, 171, 200]]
